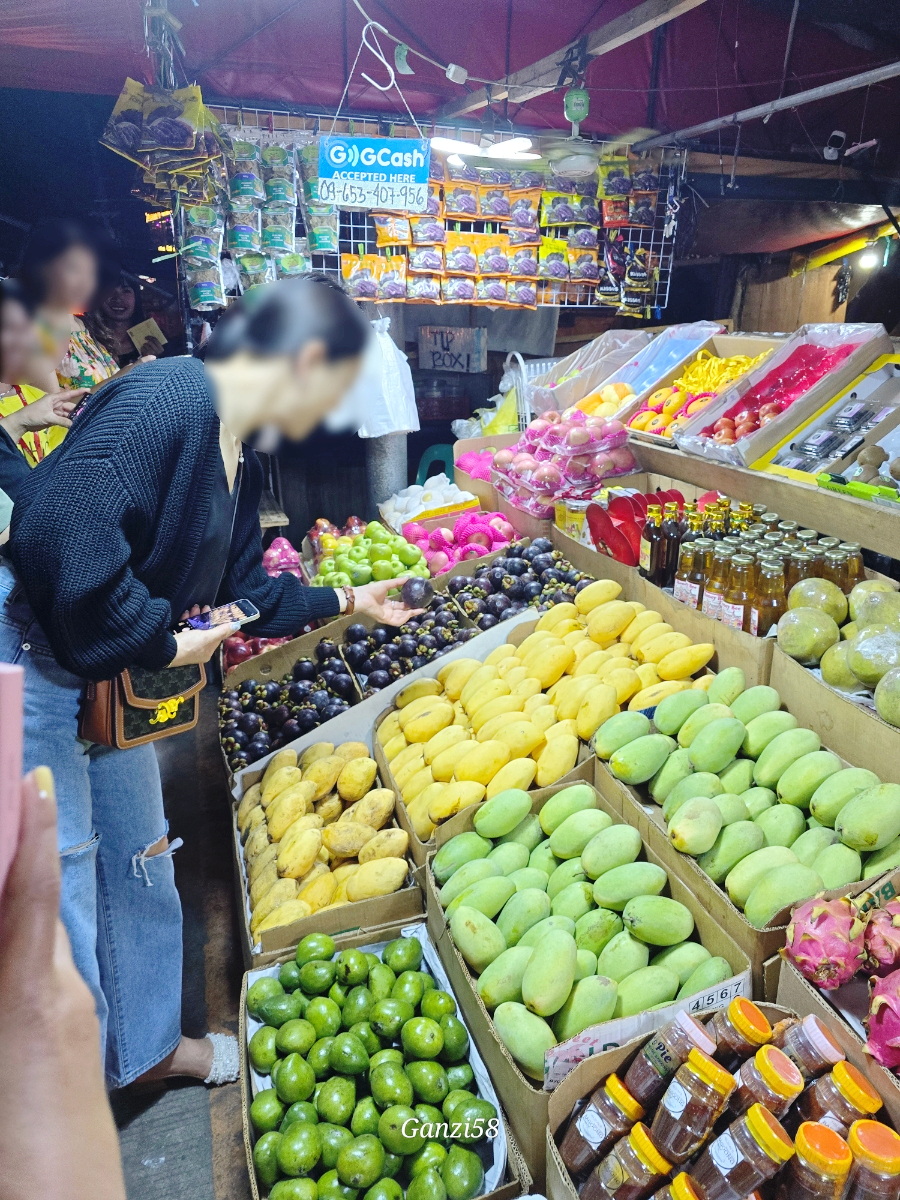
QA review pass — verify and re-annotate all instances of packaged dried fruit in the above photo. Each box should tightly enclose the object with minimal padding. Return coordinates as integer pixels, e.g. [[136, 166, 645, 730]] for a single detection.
[[541, 191, 579, 226], [507, 190, 542, 231], [372, 213, 412, 248], [441, 276, 476, 303], [478, 233, 510, 276], [568, 247, 600, 281], [475, 278, 508, 304], [444, 182, 479, 217], [509, 245, 539, 278], [549, 173, 581, 196], [630, 192, 658, 227], [141, 84, 201, 152], [186, 263, 225, 310], [574, 195, 602, 226], [569, 226, 599, 248], [260, 206, 295, 254], [228, 134, 265, 201], [407, 274, 441, 302], [377, 255, 407, 302], [182, 204, 224, 266], [625, 246, 654, 291], [444, 230, 479, 275], [421, 183, 442, 217], [408, 245, 444, 274], [306, 207, 339, 252], [261, 139, 297, 206], [227, 207, 261, 256], [429, 156, 445, 182], [539, 236, 569, 279], [272, 248, 311, 279], [411, 216, 446, 245], [479, 165, 513, 186], [341, 253, 380, 300], [479, 185, 511, 218], [101, 77, 146, 163], [511, 168, 545, 189], [446, 158, 479, 183], [602, 199, 631, 226], [506, 280, 537, 309], [632, 163, 660, 191], [598, 154, 632, 197], [236, 253, 273, 291]]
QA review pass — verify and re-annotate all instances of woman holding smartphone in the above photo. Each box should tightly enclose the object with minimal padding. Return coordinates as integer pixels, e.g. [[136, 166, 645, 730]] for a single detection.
[[0, 277, 418, 1090]]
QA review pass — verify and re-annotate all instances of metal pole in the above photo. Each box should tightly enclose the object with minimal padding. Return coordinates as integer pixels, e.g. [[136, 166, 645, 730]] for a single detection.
[[632, 59, 900, 151]]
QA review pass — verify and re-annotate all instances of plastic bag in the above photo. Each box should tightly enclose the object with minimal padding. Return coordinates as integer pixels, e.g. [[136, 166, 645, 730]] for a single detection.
[[356, 319, 420, 438]]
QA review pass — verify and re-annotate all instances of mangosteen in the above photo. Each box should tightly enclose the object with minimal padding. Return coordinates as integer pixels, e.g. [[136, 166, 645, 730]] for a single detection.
[[575, 578, 593, 593], [388, 662, 404, 680], [236, 711, 262, 735], [499, 606, 519, 621], [487, 566, 507, 590], [370, 652, 392, 673], [319, 669, 336, 688], [486, 594, 512, 617], [238, 679, 258, 696], [345, 622, 368, 643], [368, 669, 390, 689], [459, 628, 478, 642], [343, 642, 368, 670], [491, 558, 509, 572], [505, 578, 525, 601], [292, 659, 316, 682], [552, 589, 571, 605], [448, 576, 473, 595], [296, 707, 320, 732], [564, 570, 580, 585], [541, 568, 566, 585], [220, 718, 239, 737], [371, 627, 391, 647], [360, 658, 375, 675], [229, 753, 250, 772], [381, 643, 399, 660], [417, 633, 438, 651], [434, 627, 455, 648], [316, 639, 337, 663], [397, 635, 417, 658], [479, 614, 499, 629], [287, 681, 313, 706], [408, 655, 424, 669], [310, 689, 331, 712], [505, 558, 528, 577], [225, 729, 249, 750], [222, 688, 240, 703], [323, 701, 349, 720], [463, 598, 487, 617], [280, 719, 301, 742], [247, 732, 271, 753], [523, 581, 543, 602], [531, 552, 555, 574], [400, 577, 434, 608], [531, 537, 553, 554], [266, 704, 290, 729], [331, 674, 356, 699]]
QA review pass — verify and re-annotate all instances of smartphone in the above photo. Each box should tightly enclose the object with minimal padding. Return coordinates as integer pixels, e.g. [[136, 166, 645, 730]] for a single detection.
[[187, 599, 260, 630], [0, 664, 24, 903]]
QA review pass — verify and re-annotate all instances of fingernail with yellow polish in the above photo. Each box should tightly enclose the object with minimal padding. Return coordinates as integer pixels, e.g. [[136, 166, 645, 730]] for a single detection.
[[33, 765, 56, 799]]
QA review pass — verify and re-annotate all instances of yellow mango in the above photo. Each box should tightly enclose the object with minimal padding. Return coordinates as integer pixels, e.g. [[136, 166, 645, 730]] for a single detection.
[[545, 718, 578, 740], [621, 609, 663, 644], [359, 828, 409, 863], [300, 742, 334, 769], [247, 841, 280, 884], [484, 644, 518, 667], [531, 704, 559, 733], [428, 780, 485, 823], [261, 749, 298, 791], [403, 702, 455, 744], [254, 898, 312, 936], [382, 733, 409, 762], [511, 677, 543, 701], [527, 644, 575, 689], [331, 862, 360, 884], [476, 712, 524, 743], [277, 829, 323, 879], [503, 666, 529, 688], [485, 757, 537, 798], [494, 719, 544, 759], [454, 741, 510, 786], [514, 630, 554, 659], [586, 600, 635, 641], [693, 674, 716, 691], [244, 823, 271, 863], [407, 790, 438, 840], [303, 756, 346, 800], [606, 642, 635, 659], [523, 692, 552, 716], [323, 820, 377, 857], [442, 659, 483, 700], [573, 649, 612, 676], [377, 713, 403, 747], [453, 702, 470, 727], [521, 636, 563, 670], [402, 766, 435, 803], [554, 675, 607, 721], [535, 602, 579, 631], [334, 741, 370, 762], [337, 757, 378, 801], [314, 795, 343, 825], [627, 680, 689, 710], [294, 861, 331, 891], [552, 619, 584, 639], [239, 804, 265, 840], [299, 871, 338, 912], [562, 629, 588, 648], [346, 858, 409, 902], [638, 632, 692, 665], [604, 667, 642, 704], [574, 579, 622, 614], [576, 684, 620, 741], [535, 734, 579, 787], [250, 878, 299, 933], [657, 643, 715, 681], [431, 741, 477, 783], [464, 679, 511, 717], [631, 622, 673, 654], [249, 861, 279, 909], [261, 766, 303, 807], [459, 665, 501, 709], [393, 752, 426, 789], [280, 813, 325, 852], [392, 741, 427, 773], [470, 695, 525, 734], [396, 678, 442, 708], [398, 693, 446, 725], [236, 783, 262, 829], [497, 656, 524, 679], [354, 788, 395, 829], [636, 663, 661, 689], [423, 723, 470, 764]]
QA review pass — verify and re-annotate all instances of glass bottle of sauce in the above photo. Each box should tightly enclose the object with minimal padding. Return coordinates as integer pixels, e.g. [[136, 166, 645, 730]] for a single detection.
[[707, 514, 727, 541], [682, 511, 704, 543], [673, 543, 697, 608], [772, 1014, 844, 1081], [750, 557, 787, 637], [778, 520, 799, 538], [651, 1174, 702, 1200], [729, 1044, 804, 1119], [649, 1049, 735, 1164], [793, 1059, 882, 1136], [680, 502, 698, 538], [582, 1123, 672, 1200], [558, 1073, 646, 1176], [721, 554, 755, 631], [623, 1010, 718, 1109], [772, 1121, 851, 1200], [640, 506, 664, 583], [760, 512, 781, 531], [708, 999, 772, 1072], [688, 1102, 794, 1200], [845, 1120, 900, 1200], [839, 543, 866, 592], [702, 548, 732, 620], [690, 539, 715, 610], [662, 502, 683, 588], [786, 552, 815, 594], [822, 551, 847, 592]]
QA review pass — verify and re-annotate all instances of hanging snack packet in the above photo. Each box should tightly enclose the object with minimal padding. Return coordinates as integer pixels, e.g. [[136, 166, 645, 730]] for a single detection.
[[598, 154, 632, 197], [101, 77, 146, 163], [261, 206, 295, 253], [509, 245, 539, 279], [411, 215, 446, 245], [408, 245, 444, 274], [446, 159, 479, 183], [618, 287, 645, 315], [548, 174, 579, 196], [604, 231, 628, 279], [444, 182, 479, 217], [341, 253, 380, 300], [479, 185, 511, 219], [429, 157, 445, 182], [475, 278, 508, 305], [228, 135, 265, 201], [186, 263, 225, 310], [441, 277, 476, 303], [568, 226, 599, 248], [372, 213, 412, 248], [407, 275, 441, 302], [625, 245, 653, 291], [596, 263, 621, 302], [629, 192, 658, 226], [602, 198, 631, 226], [479, 166, 513, 186], [631, 162, 660, 191], [236, 253, 273, 291], [541, 192, 578, 226], [506, 280, 538, 309], [227, 206, 261, 256], [182, 204, 224, 266], [141, 84, 201, 152], [538, 237, 569, 279], [419, 183, 442, 217], [444, 230, 479, 275], [511, 168, 544, 189], [261, 140, 298, 206], [273, 249, 311, 279], [478, 233, 510, 276], [567, 247, 600, 281], [306, 207, 339, 252], [507, 189, 541, 230], [508, 224, 541, 247], [377, 255, 407, 302], [573, 194, 602, 226]]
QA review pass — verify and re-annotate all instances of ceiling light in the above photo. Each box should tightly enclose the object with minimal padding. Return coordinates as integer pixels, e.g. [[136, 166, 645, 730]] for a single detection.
[[485, 137, 533, 157], [489, 150, 542, 161], [447, 154, 465, 167], [430, 136, 479, 155], [859, 249, 879, 269]]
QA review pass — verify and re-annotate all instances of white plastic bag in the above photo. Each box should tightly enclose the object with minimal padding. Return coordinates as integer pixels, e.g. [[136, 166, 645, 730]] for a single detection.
[[355, 317, 420, 438]]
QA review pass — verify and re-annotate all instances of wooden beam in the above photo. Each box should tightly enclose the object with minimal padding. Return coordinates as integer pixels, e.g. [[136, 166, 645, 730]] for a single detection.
[[437, 0, 709, 120]]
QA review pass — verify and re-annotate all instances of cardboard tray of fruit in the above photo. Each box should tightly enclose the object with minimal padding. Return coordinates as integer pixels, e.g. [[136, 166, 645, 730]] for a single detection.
[[240, 919, 524, 1200]]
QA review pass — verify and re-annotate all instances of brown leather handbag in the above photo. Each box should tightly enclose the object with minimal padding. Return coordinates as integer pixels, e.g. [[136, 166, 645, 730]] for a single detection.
[[78, 664, 206, 749]]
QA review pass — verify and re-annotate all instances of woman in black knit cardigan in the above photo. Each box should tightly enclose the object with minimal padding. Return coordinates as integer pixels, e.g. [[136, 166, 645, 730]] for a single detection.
[[0, 279, 418, 1089]]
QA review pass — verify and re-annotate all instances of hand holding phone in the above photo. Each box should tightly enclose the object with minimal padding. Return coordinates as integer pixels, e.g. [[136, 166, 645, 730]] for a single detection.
[[186, 599, 260, 630]]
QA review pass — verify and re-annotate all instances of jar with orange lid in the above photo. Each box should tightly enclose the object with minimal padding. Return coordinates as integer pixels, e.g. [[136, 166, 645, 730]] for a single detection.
[[688, 1102, 795, 1200], [729, 1044, 804, 1119], [558, 1073, 645, 1176], [846, 1120, 900, 1200], [772, 1121, 851, 1200], [772, 1014, 844, 1082], [708, 999, 772, 1072], [793, 1059, 883, 1136], [651, 1173, 702, 1200], [582, 1123, 673, 1200], [624, 1011, 718, 1109], [649, 1049, 736, 1164]]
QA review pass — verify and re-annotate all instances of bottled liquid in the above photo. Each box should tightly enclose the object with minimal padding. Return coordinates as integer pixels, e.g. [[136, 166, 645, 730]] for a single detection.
[[702, 547, 732, 620], [772, 1014, 844, 1081], [750, 557, 787, 636], [772, 1121, 851, 1200], [582, 1123, 672, 1200], [640, 506, 664, 584], [759, 511, 781, 531], [707, 514, 726, 541], [748, 523, 767, 538], [729, 1044, 803, 1119], [822, 551, 847, 592], [708, 999, 772, 1072], [649, 1049, 735, 1164], [662, 502, 682, 588], [673, 543, 698, 608], [793, 1060, 882, 1136], [722, 537, 743, 553], [688, 1102, 795, 1200], [558, 1073, 645, 1175], [752, 503, 768, 518], [778, 520, 799, 538], [845, 1120, 900, 1200], [786, 552, 815, 593], [817, 536, 840, 555], [623, 1011, 718, 1109], [682, 511, 704, 543], [762, 531, 783, 549], [691, 539, 715, 609], [651, 1175, 701, 1200], [840, 543, 866, 592], [680, 502, 698, 537], [721, 554, 755, 631], [796, 529, 818, 551]]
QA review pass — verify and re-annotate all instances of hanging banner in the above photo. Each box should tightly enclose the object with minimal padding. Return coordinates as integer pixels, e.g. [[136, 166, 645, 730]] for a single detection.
[[318, 135, 430, 211]]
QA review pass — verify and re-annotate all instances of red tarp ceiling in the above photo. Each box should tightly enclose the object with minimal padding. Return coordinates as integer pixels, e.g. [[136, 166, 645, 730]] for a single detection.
[[2, 0, 899, 164]]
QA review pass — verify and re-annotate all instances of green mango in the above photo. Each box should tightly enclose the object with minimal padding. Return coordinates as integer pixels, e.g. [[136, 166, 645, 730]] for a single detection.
[[596, 930, 649, 982], [594, 712, 651, 760], [432, 833, 492, 885], [476, 946, 534, 1010], [777, 751, 843, 808], [592, 862, 668, 910], [539, 784, 598, 835], [744, 864, 824, 929], [836, 785, 900, 852], [551, 882, 595, 922], [662, 773, 723, 823], [448, 907, 506, 974], [753, 729, 821, 789], [696, 821, 764, 883], [581, 825, 642, 881], [495, 888, 551, 946], [741, 787, 776, 819], [445, 876, 516, 920], [495, 813, 545, 852], [754, 803, 805, 848], [521, 929, 577, 1016], [622, 895, 694, 945], [707, 667, 746, 707], [552, 975, 618, 1040], [529, 840, 561, 878], [439, 859, 502, 908], [550, 809, 613, 860], [677, 956, 733, 999], [574, 908, 623, 956], [711, 793, 751, 825], [814, 843, 863, 889], [518, 914, 576, 948], [729, 685, 781, 726], [575, 949, 598, 980], [648, 748, 695, 805], [609, 734, 676, 786], [473, 789, 532, 839], [507, 867, 550, 893], [668, 798, 723, 856], [487, 842, 530, 876], [789, 825, 839, 866], [652, 690, 709, 736], [862, 836, 900, 878], [741, 711, 799, 759], [810, 768, 882, 827], [493, 1001, 556, 1081], [442, 1145, 485, 1200], [724, 845, 799, 909], [718, 758, 755, 796], [677, 704, 734, 748], [688, 718, 746, 774], [650, 942, 711, 984], [614, 966, 679, 1017], [547, 858, 587, 900]]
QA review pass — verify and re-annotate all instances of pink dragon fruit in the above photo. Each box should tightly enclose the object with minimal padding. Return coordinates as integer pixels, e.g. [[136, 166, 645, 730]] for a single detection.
[[865, 901, 900, 976], [780, 895, 866, 989], [866, 969, 900, 1069]]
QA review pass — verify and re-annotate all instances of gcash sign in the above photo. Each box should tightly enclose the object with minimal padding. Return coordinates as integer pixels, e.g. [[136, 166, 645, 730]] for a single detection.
[[318, 136, 430, 211]]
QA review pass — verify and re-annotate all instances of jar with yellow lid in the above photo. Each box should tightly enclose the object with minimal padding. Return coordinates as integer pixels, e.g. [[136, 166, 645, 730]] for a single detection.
[[772, 1014, 844, 1081], [773, 1121, 851, 1200], [688, 1102, 794, 1200], [846, 1120, 900, 1200], [651, 1173, 702, 1200], [649, 1049, 736, 1164], [553, 498, 568, 532], [709, 999, 772, 1072], [582, 1122, 673, 1200], [730, 1043, 804, 1119], [794, 1059, 883, 1136], [558, 1073, 646, 1176]]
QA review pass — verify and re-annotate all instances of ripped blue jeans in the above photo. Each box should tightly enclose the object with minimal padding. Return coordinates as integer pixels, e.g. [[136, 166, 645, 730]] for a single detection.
[[0, 560, 183, 1089]]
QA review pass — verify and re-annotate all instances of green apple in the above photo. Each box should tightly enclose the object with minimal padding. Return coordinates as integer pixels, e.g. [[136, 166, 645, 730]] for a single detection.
[[334, 555, 353, 574], [366, 522, 391, 544], [349, 563, 373, 586], [397, 543, 422, 567], [368, 544, 392, 563], [389, 535, 408, 552], [318, 558, 336, 576], [352, 534, 369, 547], [330, 572, 352, 587], [347, 546, 368, 563], [371, 561, 395, 582]]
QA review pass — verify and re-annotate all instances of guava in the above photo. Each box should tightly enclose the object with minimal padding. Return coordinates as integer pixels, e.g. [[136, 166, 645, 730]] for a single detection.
[[875, 667, 900, 727], [847, 624, 900, 688], [855, 588, 900, 632], [849, 579, 895, 622], [776, 607, 840, 666], [819, 641, 860, 693]]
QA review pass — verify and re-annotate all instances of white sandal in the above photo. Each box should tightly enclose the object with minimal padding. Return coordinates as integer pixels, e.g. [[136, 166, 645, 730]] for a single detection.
[[204, 1032, 240, 1086]]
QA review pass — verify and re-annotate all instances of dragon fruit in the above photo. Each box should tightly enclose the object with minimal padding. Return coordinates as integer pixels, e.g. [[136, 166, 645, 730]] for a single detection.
[[781, 895, 865, 989], [865, 901, 900, 976], [866, 969, 900, 1069]]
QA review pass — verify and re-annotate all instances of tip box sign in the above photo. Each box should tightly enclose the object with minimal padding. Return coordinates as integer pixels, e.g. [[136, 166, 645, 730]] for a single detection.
[[318, 136, 430, 212]]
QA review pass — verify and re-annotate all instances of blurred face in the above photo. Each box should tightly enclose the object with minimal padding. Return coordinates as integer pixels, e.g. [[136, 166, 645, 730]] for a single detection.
[[43, 244, 98, 313], [102, 283, 136, 323], [0, 298, 37, 383]]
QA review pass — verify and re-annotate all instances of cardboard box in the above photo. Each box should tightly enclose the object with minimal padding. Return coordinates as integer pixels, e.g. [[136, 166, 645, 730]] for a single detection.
[[427, 781, 750, 1188], [552, 528, 775, 687], [419, 326, 488, 373], [453, 433, 521, 511], [240, 918, 532, 1200], [494, 492, 553, 543]]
